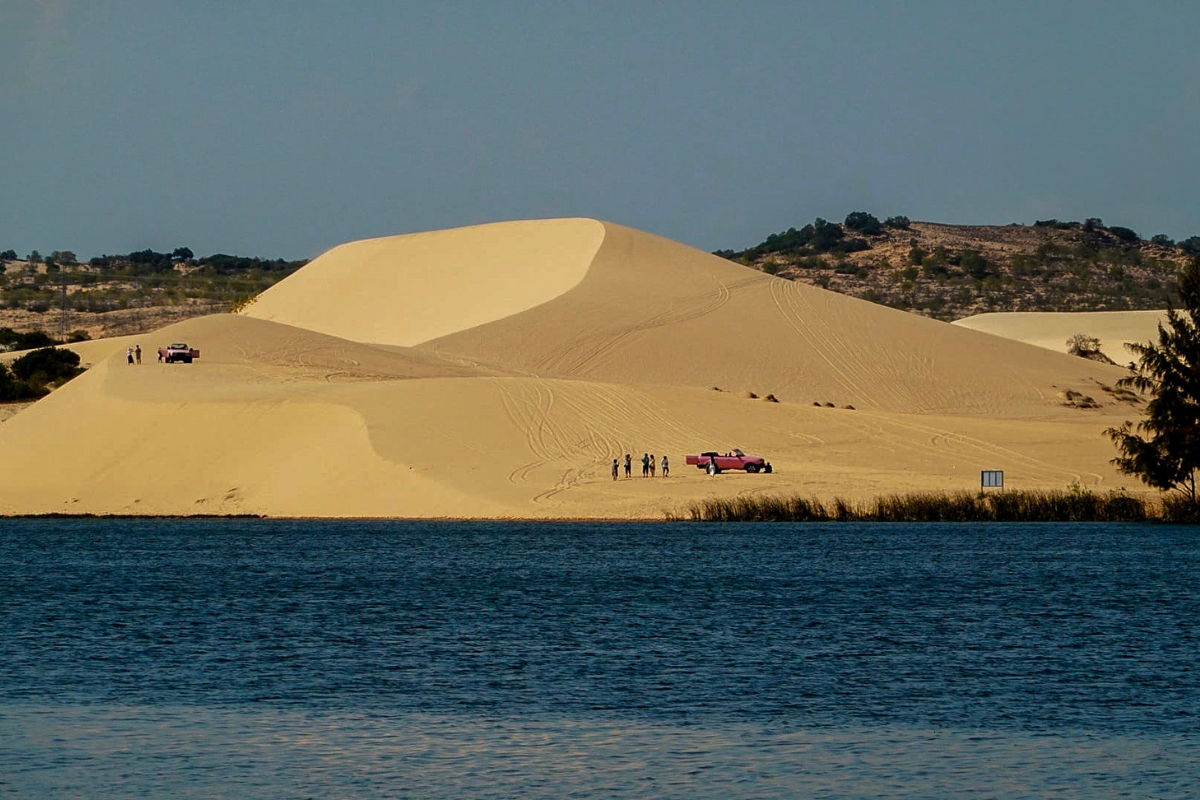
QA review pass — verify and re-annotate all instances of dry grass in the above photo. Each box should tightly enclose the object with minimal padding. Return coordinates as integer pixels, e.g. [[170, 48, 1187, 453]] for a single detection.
[[673, 489, 1189, 523]]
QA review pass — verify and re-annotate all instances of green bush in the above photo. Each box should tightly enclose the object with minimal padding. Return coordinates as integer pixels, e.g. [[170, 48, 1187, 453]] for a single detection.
[[0, 328, 57, 350], [961, 251, 993, 280], [11, 347, 82, 385], [844, 211, 883, 235], [0, 363, 46, 401]]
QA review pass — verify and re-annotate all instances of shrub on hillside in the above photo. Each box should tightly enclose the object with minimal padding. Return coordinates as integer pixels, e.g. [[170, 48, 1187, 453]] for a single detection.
[[0, 327, 57, 351], [960, 251, 993, 280], [0, 363, 46, 401], [1179, 236, 1200, 256], [1067, 333, 1103, 357], [11, 347, 82, 385], [844, 211, 883, 235], [1035, 219, 1081, 230], [1108, 226, 1140, 243]]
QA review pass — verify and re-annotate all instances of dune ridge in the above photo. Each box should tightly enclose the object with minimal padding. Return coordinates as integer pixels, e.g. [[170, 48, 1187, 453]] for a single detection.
[[953, 310, 1165, 363], [426, 222, 1129, 415], [242, 218, 605, 346], [0, 218, 1156, 518]]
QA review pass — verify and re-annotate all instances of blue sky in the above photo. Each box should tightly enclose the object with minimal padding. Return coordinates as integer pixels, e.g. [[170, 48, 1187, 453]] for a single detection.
[[2, 1, 1197, 260]]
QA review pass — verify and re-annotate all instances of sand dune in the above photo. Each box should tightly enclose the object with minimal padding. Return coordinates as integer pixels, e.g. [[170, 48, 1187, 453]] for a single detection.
[[243, 218, 605, 346], [0, 219, 1154, 518], [953, 310, 1166, 363], [426, 223, 1130, 416]]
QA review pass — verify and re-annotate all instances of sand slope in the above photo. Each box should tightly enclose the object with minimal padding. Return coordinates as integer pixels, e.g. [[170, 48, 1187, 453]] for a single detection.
[[243, 218, 605, 346], [426, 223, 1129, 416], [953, 310, 1166, 363], [0, 219, 1153, 518]]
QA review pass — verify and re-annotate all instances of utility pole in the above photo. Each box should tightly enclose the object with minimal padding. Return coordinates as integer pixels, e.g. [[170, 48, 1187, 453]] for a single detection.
[[60, 269, 68, 340]]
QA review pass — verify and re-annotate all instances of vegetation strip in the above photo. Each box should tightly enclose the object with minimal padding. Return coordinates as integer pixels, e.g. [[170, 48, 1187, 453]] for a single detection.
[[673, 490, 1198, 523], [716, 213, 1195, 320]]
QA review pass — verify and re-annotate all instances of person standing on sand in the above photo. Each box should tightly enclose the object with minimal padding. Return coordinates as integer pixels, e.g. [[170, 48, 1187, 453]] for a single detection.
[[661, 455, 669, 477], [126, 347, 134, 365], [157, 347, 163, 363], [642, 453, 650, 477], [624, 453, 632, 478], [612, 458, 619, 481], [135, 345, 142, 364], [649, 454, 656, 478]]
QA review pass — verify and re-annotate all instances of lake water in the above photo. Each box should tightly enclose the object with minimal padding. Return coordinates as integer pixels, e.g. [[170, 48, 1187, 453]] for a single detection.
[[1, 519, 1197, 798]]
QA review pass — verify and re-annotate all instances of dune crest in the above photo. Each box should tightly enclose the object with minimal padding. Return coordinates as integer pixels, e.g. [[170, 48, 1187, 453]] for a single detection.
[[242, 218, 605, 346], [953, 310, 1165, 363]]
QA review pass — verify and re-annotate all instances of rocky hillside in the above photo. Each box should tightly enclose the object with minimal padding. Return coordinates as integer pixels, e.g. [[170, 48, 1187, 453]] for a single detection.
[[716, 215, 1195, 320]]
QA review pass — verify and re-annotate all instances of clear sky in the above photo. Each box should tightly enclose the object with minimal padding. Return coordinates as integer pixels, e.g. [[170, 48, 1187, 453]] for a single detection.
[[2, 1, 1197, 261]]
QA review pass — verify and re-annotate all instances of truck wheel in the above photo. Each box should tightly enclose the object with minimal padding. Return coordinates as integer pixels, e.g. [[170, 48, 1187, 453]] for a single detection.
[[745, 464, 759, 474]]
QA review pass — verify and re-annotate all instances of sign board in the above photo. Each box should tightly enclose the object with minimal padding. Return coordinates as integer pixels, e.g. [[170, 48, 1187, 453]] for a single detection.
[[981, 470, 1004, 488]]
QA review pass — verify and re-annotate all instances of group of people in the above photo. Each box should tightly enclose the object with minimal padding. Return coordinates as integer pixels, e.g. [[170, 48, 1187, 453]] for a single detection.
[[612, 452, 669, 480], [127, 345, 171, 364]]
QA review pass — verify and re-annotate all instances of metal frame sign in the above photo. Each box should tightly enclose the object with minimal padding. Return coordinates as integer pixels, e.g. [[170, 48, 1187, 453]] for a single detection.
[[981, 470, 1004, 488]]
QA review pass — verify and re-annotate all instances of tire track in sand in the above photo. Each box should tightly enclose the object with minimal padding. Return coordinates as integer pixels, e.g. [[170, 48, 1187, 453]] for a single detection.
[[495, 378, 712, 504], [535, 272, 751, 377], [768, 280, 874, 403], [822, 408, 1102, 486]]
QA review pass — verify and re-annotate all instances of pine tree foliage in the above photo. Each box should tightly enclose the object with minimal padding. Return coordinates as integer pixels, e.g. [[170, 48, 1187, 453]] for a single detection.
[[1106, 259, 1200, 503]]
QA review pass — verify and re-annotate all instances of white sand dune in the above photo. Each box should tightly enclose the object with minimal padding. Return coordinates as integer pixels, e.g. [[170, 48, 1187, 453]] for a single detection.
[[953, 310, 1166, 363], [0, 219, 1155, 518], [244, 219, 605, 346], [424, 223, 1130, 417]]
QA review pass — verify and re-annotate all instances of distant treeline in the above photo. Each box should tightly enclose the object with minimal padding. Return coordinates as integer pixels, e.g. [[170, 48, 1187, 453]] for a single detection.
[[714, 213, 910, 260], [718, 212, 1200, 263], [0, 247, 307, 315], [713, 212, 1198, 320], [0, 247, 306, 276], [1032, 218, 1200, 252], [86, 249, 304, 276]]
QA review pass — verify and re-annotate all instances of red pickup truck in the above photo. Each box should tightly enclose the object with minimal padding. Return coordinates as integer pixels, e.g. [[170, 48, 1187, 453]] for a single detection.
[[159, 343, 200, 364], [685, 448, 773, 474]]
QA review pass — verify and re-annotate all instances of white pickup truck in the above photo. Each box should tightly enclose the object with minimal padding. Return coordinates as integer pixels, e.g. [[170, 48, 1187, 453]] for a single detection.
[[158, 343, 200, 364]]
